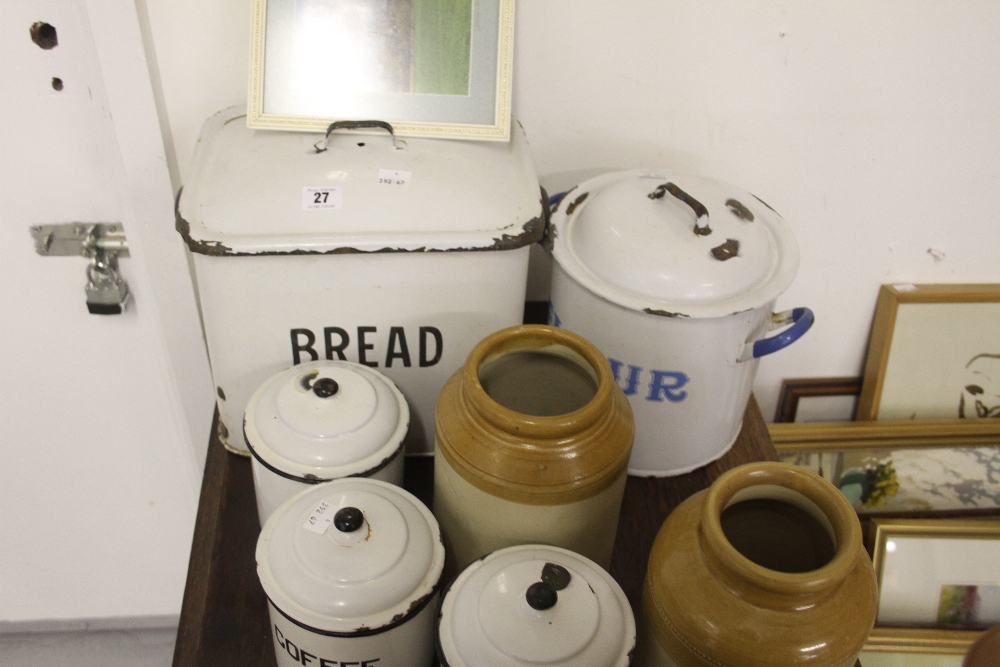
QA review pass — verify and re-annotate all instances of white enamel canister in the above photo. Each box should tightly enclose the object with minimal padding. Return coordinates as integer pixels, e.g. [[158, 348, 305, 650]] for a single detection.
[[257, 478, 444, 667], [244, 360, 409, 525], [548, 171, 813, 476], [177, 107, 543, 455], [437, 544, 635, 666]]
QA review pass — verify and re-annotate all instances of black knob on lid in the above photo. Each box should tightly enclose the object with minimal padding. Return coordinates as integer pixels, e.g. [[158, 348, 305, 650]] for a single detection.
[[334, 507, 364, 533], [525, 581, 558, 610], [313, 377, 340, 398]]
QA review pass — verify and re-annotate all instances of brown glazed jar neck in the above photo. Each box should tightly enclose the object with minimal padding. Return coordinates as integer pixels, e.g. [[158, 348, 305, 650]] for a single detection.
[[436, 325, 634, 505], [698, 462, 864, 610]]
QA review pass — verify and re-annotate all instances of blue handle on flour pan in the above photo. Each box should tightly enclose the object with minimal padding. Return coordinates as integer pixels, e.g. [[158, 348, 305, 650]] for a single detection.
[[752, 307, 814, 359]]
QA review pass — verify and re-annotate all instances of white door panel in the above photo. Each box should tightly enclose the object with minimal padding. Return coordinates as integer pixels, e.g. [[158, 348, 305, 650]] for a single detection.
[[0, 0, 213, 627]]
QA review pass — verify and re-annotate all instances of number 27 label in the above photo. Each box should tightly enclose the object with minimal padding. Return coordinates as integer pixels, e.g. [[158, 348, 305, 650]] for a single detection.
[[302, 187, 343, 210]]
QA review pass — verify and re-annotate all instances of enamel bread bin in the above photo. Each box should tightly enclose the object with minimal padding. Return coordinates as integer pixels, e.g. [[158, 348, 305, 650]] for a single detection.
[[548, 171, 813, 476], [178, 107, 543, 455], [244, 360, 409, 526]]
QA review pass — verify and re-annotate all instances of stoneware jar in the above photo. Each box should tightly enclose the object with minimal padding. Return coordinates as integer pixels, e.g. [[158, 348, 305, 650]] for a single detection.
[[256, 478, 444, 667], [245, 360, 409, 525], [437, 544, 635, 666], [636, 462, 877, 667], [434, 324, 634, 575], [548, 171, 813, 476]]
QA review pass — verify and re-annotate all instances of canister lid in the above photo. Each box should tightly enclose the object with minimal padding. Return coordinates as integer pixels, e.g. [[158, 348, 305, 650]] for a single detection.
[[256, 478, 443, 634], [438, 545, 634, 666], [177, 106, 543, 255], [245, 361, 408, 480], [550, 171, 800, 318]]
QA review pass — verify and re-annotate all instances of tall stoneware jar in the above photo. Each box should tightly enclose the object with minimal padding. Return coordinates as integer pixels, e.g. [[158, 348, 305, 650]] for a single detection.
[[636, 462, 878, 667], [434, 324, 634, 576]]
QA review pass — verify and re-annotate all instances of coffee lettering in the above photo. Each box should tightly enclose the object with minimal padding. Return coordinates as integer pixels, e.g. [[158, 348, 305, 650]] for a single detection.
[[275, 625, 286, 649], [324, 327, 349, 360], [647, 370, 690, 402], [419, 326, 443, 367], [301, 650, 317, 665], [385, 327, 411, 368], [291, 329, 319, 365], [284, 638, 301, 661], [362, 660, 381, 666], [608, 358, 642, 396], [357, 327, 377, 367]]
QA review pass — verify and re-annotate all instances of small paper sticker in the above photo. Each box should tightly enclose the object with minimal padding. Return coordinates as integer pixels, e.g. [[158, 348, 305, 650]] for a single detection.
[[377, 169, 411, 186], [302, 500, 336, 534], [303, 187, 343, 210], [893, 283, 918, 292]]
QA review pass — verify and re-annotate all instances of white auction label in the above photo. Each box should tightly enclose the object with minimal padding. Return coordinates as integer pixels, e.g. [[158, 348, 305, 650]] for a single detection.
[[302, 187, 343, 210], [302, 500, 336, 534], [377, 169, 412, 186]]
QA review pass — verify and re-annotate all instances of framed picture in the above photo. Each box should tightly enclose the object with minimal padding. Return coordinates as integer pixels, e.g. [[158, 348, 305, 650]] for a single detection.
[[865, 518, 1000, 653], [773, 376, 861, 423], [857, 283, 1000, 420], [770, 419, 1000, 514], [248, 0, 515, 140]]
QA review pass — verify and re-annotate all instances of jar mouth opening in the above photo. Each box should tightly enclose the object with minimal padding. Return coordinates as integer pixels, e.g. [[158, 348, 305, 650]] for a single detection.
[[702, 463, 861, 593], [464, 325, 613, 435]]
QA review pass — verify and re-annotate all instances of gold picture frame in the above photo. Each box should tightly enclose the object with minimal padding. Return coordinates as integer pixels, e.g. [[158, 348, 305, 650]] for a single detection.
[[856, 283, 1000, 420], [770, 419, 1000, 515], [247, 0, 515, 140], [866, 518, 1000, 654]]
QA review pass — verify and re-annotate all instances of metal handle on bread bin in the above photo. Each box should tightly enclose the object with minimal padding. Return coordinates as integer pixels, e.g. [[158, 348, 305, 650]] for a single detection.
[[313, 120, 403, 153]]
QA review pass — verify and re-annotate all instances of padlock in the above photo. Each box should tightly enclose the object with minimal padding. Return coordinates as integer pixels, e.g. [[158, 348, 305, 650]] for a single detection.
[[85, 257, 130, 315]]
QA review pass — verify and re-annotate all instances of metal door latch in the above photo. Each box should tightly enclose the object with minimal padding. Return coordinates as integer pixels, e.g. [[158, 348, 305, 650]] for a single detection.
[[30, 222, 131, 315]]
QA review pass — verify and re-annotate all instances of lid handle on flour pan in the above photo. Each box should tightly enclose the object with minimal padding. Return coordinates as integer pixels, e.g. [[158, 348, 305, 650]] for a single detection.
[[313, 120, 404, 153], [739, 307, 814, 362], [648, 182, 712, 236]]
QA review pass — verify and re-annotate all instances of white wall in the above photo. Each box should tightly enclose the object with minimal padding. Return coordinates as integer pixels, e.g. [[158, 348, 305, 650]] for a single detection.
[[141, 0, 1000, 424]]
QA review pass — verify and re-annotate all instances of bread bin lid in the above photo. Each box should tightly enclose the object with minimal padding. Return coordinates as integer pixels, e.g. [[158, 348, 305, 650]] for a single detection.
[[549, 171, 800, 318], [177, 106, 543, 255], [256, 479, 443, 634], [438, 545, 634, 666], [245, 361, 408, 480]]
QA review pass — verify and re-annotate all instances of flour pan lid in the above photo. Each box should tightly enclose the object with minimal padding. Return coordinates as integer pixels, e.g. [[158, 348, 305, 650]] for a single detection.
[[550, 170, 800, 318], [177, 106, 543, 255], [256, 478, 443, 634], [438, 545, 634, 666]]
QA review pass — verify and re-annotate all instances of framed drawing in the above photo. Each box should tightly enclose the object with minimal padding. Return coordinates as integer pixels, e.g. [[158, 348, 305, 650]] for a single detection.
[[773, 376, 861, 423], [857, 283, 1000, 421], [248, 0, 515, 140], [865, 518, 1000, 653], [770, 419, 1000, 514]]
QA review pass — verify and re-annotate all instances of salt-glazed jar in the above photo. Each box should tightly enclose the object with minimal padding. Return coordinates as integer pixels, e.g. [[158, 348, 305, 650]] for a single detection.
[[256, 478, 444, 667], [635, 462, 878, 667], [434, 324, 634, 575], [437, 544, 636, 666], [245, 360, 408, 525]]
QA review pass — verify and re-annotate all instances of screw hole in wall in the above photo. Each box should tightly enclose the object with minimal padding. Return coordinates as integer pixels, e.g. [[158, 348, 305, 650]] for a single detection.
[[30, 22, 58, 49], [51, 77, 63, 91]]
